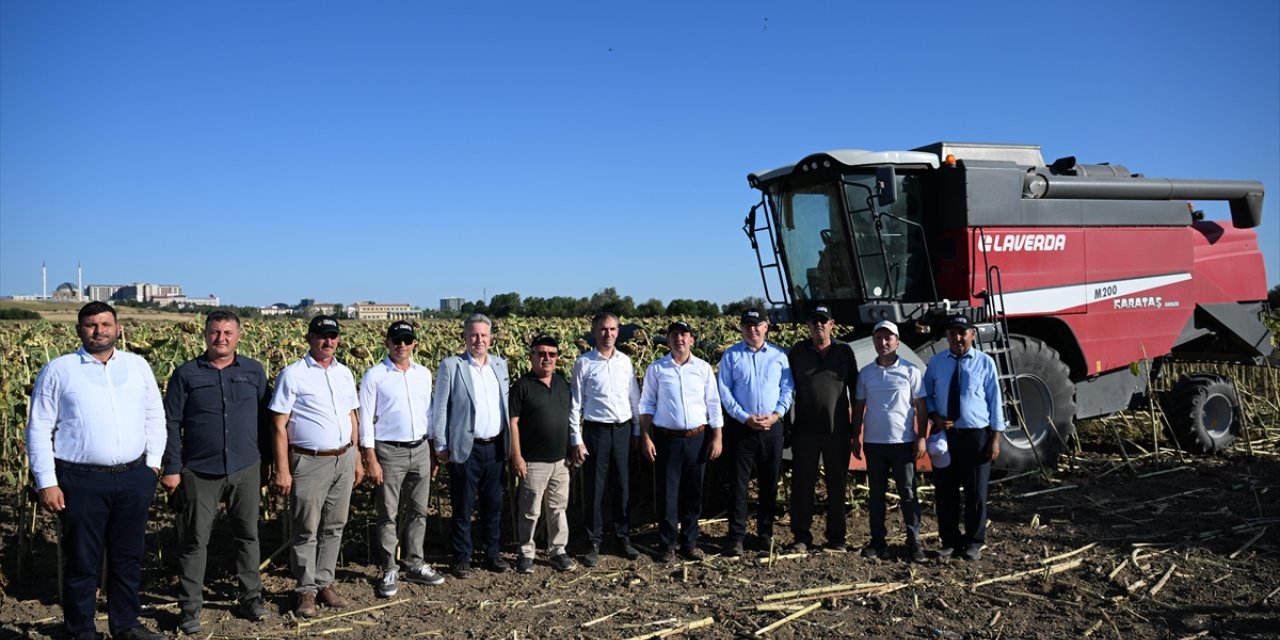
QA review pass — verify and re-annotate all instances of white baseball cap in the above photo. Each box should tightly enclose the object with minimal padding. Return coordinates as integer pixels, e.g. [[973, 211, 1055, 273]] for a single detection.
[[927, 431, 950, 468], [872, 320, 899, 336]]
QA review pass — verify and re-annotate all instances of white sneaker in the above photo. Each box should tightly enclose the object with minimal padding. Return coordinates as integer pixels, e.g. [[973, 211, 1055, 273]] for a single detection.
[[377, 569, 398, 597], [404, 564, 446, 586]]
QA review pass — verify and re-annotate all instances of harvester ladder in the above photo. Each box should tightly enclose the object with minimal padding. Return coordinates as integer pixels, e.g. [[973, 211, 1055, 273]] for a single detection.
[[744, 199, 790, 306], [971, 227, 1022, 432], [981, 264, 1022, 433]]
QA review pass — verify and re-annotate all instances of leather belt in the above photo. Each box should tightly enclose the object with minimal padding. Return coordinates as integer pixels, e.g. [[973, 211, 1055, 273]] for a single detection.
[[585, 420, 631, 429], [473, 436, 499, 445], [652, 425, 707, 438], [290, 442, 353, 457], [56, 455, 145, 473], [380, 437, 427, 449]]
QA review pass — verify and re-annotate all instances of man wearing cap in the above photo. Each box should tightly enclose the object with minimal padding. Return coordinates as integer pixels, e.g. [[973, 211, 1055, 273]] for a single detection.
[[638, 321, 723, 562], [27, 302, 167, 640], [360, 321, 445, 598], [270, 315, 364, 617], [431, 313, 511, 578], [786, 305, 858, 552], [851, 320, 929, 563], [509, 336, 584, 574], [570, 312, 642, 566], [162, 310, 271, 634], [716, 309, 794, 556], [921, 315, 1004, 562]]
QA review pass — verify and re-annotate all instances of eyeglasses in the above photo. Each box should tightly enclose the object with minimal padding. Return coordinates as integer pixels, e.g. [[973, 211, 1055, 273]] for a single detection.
[[391, 337, 415, 346], [534, 351, 559, 359]]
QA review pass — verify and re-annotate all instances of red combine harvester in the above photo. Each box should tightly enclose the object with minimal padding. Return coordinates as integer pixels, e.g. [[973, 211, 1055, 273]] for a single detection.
[[744, 142, 1273, 471]]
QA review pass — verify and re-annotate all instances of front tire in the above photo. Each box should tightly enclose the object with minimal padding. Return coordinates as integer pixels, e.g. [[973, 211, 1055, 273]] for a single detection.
[[997, 336, 1077, 472], [1163, 373, 1240, 454]]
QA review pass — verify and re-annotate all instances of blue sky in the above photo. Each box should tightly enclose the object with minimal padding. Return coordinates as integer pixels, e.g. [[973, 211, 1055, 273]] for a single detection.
[[2, 1, 1277, 308]]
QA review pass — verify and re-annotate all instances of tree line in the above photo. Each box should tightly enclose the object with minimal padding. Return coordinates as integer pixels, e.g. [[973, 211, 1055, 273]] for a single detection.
[[451, 288, 766, 319]]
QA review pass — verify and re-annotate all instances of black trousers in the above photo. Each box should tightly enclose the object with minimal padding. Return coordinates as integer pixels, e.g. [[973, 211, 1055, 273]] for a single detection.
[[864, 442, 921, 544], [56, 459, 156, 639], [449, 441, 504, 563], [789, 426, 852, 546], [724, 419, 784, 542], [653, 429, 708, 550], [934, 428, 992, 550], [581, 420, 632, 547]]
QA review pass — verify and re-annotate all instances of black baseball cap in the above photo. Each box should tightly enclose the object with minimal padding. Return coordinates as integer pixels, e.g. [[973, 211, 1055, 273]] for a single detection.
[[740, 309, 765, 325], [946, 314, 975, 331], [531, 335, 559, 349], [667, 320, 693, 335], [809, 306, 833, 322], [308, 315, 340, 336], [387, 321, 416, 341]]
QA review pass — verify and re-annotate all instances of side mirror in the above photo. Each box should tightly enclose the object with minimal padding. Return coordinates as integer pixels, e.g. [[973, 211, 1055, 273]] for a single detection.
[[876, 166, 898, 207]]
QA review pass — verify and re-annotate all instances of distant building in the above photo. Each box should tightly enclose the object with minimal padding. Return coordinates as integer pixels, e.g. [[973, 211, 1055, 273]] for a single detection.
[[350, 302, 419, 321], [154, 294, 221, 308], [440, 297, 465, 313], [51, 282, 81, 301], [302, 303, 342, 317], [86, 284, 124, 302], [259, 306, 294, 317]]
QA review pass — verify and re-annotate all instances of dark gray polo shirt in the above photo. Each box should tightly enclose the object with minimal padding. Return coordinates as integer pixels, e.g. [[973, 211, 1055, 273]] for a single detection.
[[163, 354, 270, 476], [787, 339, 858, 434]]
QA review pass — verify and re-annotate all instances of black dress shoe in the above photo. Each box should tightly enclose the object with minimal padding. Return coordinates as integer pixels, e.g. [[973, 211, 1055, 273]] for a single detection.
[[617, 539, 640, 561], [580, 545, 600, 567], [233, 598, 270, 621], [451, 560, 472, 579], [484, 555, 510, 573], [115, 626, 168, 640]]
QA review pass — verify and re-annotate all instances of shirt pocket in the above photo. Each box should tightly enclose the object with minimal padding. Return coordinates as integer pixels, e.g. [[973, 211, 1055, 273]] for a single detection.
[[229, 374, 259, 404], [185, 375, 222, 412]]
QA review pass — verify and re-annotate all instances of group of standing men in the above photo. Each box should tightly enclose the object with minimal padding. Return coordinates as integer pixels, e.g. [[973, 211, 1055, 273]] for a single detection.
[[26, 302, 1006, 639]]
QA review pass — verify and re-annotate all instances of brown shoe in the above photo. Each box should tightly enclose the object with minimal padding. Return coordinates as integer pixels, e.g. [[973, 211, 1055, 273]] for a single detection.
[[317, 585, 349, 609], [295, 592, 318, 618]]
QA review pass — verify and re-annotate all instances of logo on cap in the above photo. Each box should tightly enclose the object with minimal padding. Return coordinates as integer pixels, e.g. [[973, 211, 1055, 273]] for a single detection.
[[740, 309, 764, 325]]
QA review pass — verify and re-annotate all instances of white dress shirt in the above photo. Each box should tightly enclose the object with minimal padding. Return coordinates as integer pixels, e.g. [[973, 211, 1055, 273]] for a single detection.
[[569, 348, 642, 443], [359, 357, 433, 448], [269, 353, 359, 450], [26, 347, 166, 490], [468, 357, 502, 439], [639, 353, 723, 430]]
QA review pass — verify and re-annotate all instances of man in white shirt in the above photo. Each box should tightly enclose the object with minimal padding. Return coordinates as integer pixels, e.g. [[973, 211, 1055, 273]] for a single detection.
[[851, 320, 929, 563], [27, 302, 167, 640], [569, 312, 642, 566], [430, 313, 511, 579], [270, 315, 364, 618], [360, 321, 445, 597], [638, 321, 723, 562]]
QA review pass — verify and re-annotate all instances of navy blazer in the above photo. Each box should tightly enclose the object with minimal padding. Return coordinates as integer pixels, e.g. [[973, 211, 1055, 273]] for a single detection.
[[430, 351, 510, 463]]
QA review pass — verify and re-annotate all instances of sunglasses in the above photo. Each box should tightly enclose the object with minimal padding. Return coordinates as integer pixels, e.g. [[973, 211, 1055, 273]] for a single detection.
[[534, 351, 559, 359], [391, 337, 416, 346]]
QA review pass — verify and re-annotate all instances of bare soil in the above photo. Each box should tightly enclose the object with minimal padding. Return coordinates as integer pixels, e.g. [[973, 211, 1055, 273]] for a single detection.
[[2, 451, 1277, 639]]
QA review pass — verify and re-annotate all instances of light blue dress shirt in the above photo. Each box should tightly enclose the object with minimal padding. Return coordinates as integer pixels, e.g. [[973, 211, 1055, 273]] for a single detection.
[[922, 348, 1006, 431], [716, 341, 794, 424]]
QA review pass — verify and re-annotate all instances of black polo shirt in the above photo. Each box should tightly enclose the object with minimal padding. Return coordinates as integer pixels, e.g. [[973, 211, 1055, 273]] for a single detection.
[[788, 339, 858, 434], [162, 353, 270, 476], [509, 371, 572, 463]]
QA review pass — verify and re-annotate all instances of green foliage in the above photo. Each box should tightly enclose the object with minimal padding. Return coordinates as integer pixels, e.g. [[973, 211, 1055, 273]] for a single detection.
[[0, 308, 41, 320], [1268, 284, 1279, 309]]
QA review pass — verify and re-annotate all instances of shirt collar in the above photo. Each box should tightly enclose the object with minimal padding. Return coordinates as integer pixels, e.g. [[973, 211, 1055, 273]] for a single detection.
[[304, 352, 341, 369], [76, 346, 118, 364], [382, 356, 420, 371]]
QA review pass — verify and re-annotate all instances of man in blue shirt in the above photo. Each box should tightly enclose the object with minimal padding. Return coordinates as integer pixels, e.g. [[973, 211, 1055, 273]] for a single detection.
[[717, 309, 793, 557], [921, 315, 1005, 561]]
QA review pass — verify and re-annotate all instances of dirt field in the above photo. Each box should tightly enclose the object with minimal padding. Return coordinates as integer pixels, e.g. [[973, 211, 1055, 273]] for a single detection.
[[2, 450, 1277, 639]]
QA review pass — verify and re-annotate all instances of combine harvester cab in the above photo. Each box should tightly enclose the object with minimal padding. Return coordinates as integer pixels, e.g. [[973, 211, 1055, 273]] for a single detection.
[[744, 142, 1272, 472]]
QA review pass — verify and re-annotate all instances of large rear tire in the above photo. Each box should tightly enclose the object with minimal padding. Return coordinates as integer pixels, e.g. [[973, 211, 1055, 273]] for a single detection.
[[998, 336, 1077, 472], [1163, 373, 1240, 454]]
